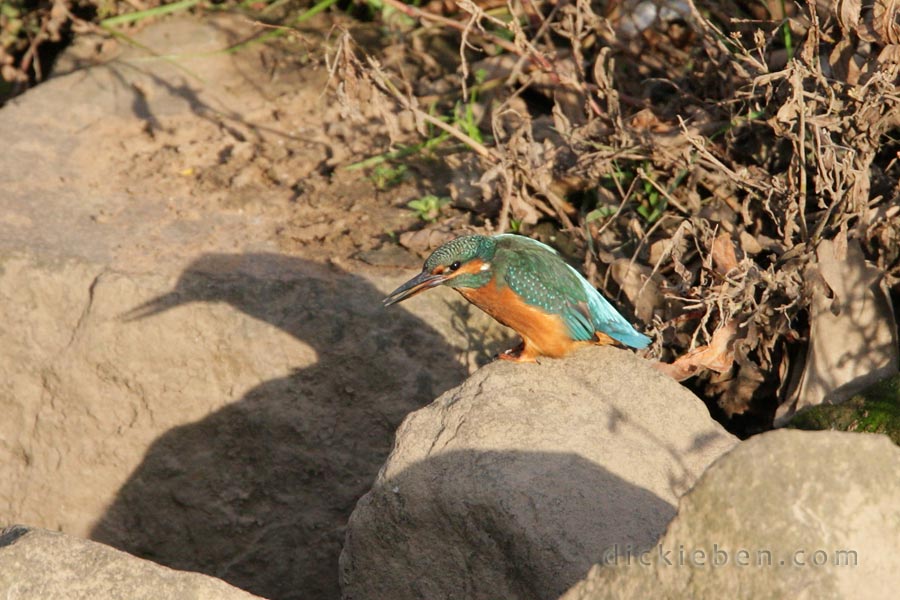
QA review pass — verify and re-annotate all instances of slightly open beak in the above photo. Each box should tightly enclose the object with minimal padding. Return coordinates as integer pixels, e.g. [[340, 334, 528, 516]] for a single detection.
[[383, 270, 447, 306]]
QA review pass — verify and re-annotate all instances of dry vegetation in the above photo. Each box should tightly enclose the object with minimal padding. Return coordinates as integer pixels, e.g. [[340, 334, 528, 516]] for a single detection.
[[335, 0, 900, 433], [1, 0, 103, 96], [3, 0, 898, 435]]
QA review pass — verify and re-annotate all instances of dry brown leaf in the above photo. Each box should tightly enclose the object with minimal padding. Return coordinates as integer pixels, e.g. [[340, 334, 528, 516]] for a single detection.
[[775, 236, 899, 424], [610, 259, 666, 325], [468, 54, 518, 82], [827, 36, 865, 84], [871, 0, 900, 44], [872, 44, 900, 82], [833, 0, 862, 33], [629, 108, 673, 133], [738, 231, 763, 255], [398, 228, 456, 255], [553, 88, 588, 131], [711, 231, 739, 275], [653, 320, 738, 382], [326, 0, 900, 435], [713, 343, 768, 416], [648, 235, 688, 267]]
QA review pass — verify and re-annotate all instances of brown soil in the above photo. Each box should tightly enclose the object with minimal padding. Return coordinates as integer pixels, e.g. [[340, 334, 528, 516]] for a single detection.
[[69, 20, 447, 272]]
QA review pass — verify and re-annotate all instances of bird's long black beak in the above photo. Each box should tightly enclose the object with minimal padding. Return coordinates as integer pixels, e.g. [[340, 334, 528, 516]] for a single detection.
[[383, 270, 447, 307]]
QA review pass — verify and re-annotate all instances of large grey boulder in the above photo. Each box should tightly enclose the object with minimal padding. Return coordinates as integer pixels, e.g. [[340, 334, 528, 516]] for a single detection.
[[339, 346, 738, 599], [0, 526, 263, 599], [0, 250, 504, 600], [562, 429, 900, 599], [0, 13, 508, 600]]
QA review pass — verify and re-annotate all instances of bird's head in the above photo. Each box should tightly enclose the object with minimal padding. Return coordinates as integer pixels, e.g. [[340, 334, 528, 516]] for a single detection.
[[383, 235, 496, 306]]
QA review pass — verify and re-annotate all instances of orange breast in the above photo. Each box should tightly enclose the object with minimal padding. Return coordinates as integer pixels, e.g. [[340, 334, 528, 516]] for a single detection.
[[457, 280, 580, 358]]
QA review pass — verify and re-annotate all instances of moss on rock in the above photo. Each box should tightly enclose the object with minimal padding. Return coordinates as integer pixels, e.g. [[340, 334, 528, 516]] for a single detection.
[[787, 374, 900, 445]]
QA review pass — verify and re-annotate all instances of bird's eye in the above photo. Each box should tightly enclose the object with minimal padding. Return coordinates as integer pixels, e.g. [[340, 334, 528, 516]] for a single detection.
[[449, 261, 462, 271]]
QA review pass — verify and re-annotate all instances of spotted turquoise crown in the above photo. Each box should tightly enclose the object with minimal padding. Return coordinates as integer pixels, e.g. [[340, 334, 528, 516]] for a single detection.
[[424, 235, 496, 272]]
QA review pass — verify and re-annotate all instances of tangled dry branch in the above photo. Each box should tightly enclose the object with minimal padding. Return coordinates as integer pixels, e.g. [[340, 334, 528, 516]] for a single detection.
[[336, 0, 899, 430]]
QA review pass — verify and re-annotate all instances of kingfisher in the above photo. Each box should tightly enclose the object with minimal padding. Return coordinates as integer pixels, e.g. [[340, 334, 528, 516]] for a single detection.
[[383, 234, 651, 362]]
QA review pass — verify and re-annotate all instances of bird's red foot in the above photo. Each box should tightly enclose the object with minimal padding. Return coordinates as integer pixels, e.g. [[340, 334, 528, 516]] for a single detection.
[[497, 340, 525, 361], [497, 341, 537, 363]]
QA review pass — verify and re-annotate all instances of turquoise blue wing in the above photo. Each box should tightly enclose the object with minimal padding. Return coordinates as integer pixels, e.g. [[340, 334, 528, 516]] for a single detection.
[[497, 235, 651, 348], [501, 250, 594, 341]]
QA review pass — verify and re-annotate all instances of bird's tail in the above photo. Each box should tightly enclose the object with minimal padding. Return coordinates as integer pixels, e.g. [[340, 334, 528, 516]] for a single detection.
[[584, 283, 652, 349], [603, 326, 652, 349]]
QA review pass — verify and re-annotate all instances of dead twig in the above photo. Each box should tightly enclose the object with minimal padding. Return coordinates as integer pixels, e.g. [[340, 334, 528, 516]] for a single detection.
[[365, 56, 501, 163]]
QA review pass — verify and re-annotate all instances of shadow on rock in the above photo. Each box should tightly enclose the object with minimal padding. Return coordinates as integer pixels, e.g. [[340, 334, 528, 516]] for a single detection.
[[90, 253, 470, 600], [338, 345, 739, 600], [341, 449, 676, 600]]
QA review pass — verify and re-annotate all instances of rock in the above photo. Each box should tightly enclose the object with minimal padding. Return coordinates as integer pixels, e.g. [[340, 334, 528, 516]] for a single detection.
[[788, 374, 900, 445], [0, 14, 510, 600], [0, 525, 263, 599], [339, 346, 738, 600], [562, 430, 900, 599], [0, 250, 508, 600]]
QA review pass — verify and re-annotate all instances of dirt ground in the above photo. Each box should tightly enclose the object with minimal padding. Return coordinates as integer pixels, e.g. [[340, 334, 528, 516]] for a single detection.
[[54, 15, 449, 271]]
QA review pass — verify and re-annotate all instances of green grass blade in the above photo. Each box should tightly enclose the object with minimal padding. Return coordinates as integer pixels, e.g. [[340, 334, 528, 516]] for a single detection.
[[216, 0, 341, 54], [100, 0, 204, 28], [344, 134, 450, 171], [291, 0, 340, 24]]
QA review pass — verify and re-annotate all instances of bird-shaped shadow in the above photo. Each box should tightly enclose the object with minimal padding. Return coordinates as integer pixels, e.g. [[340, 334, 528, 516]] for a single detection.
[[90, 253, 471, 600]]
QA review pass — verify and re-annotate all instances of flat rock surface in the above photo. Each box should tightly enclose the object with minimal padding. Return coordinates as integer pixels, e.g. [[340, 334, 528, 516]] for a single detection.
[[340, 346, 738, 600]]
